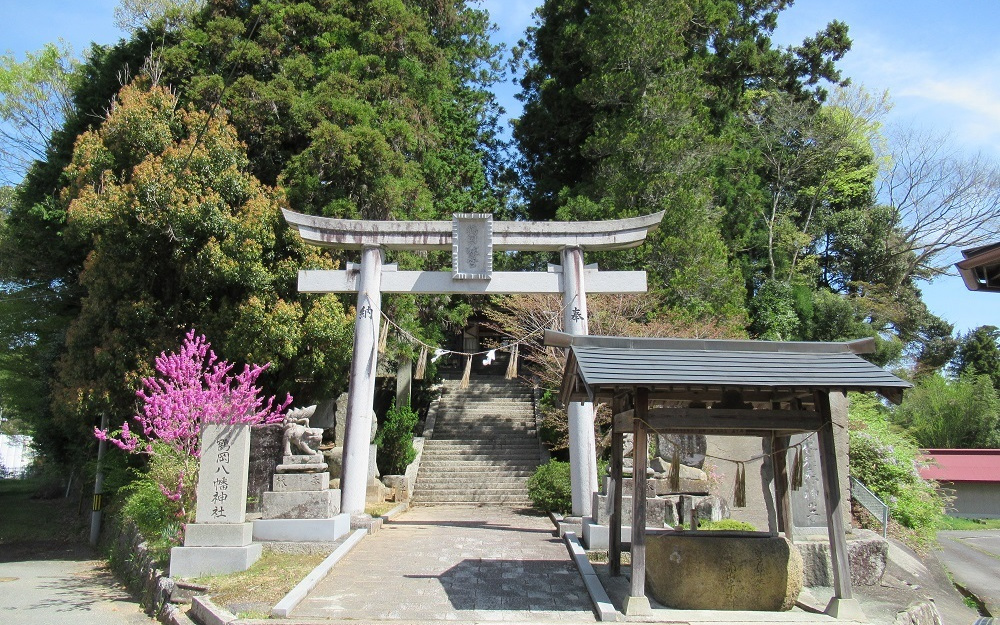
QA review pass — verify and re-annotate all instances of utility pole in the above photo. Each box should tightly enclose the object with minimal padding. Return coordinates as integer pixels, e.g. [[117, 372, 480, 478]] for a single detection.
[[90, 413, 108, 546]]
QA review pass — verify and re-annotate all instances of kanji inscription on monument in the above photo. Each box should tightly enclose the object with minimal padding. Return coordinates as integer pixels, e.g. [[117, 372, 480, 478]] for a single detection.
[[452, 213, 493, 280], [195, 423, 251, 524]]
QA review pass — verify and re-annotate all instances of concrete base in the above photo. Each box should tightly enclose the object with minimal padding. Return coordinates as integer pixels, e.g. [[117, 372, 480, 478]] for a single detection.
[[169, 543, 262, 578], [253, 514, 350, 542], [623, 595, 652, 616], [184, 522, 253, 547], [825, 596, 866, 621], [582, 517, 631, 550]]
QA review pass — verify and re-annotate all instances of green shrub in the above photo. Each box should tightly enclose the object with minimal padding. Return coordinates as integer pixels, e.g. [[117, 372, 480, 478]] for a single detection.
[[849, 392, 945, 547], [375, 402, 418, 475], [698, 519, 756, 531], [526, 460, 572, 513], [116, 444, 194, 566]]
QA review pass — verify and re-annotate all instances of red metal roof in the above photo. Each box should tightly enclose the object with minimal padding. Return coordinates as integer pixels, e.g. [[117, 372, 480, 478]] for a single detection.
[[919, 449, 1000, 483]]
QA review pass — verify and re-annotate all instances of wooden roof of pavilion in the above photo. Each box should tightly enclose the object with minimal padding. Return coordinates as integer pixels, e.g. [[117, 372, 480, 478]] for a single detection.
[[545, 330, 911, 408], [956, 242, 1000, 292]]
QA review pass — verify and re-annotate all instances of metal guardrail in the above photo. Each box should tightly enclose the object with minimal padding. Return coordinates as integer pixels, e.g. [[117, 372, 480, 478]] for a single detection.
[[850, 476, 890, 538]]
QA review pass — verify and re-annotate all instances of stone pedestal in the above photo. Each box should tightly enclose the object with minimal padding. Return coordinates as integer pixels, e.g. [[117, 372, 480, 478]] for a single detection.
[[171, 424, 262, 578], [257, 451, 349, 543]]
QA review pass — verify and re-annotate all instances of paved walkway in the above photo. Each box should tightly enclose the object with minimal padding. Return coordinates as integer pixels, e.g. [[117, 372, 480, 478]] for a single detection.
[[0, 542, 156, 625], [293, 506, 596, 622], [937, 529, 1000, 615]]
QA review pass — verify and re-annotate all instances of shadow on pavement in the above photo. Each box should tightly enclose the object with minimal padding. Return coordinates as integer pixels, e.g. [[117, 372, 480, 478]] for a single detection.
[[405, 558, 590, 611]]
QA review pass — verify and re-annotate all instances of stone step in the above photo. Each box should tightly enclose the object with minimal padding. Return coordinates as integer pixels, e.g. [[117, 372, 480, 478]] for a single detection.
[[416, 467, 536, 476], [419, 448, 540, 456], [420, 482, 528, 492], [430, 434, 537, 440], [418, 460, 538, 469], [414, 493, 532, 505], [421, 447, 538, 455], [422, 442, 538, 449], [413, 375, 537, 506], [423, 436, 538, 444], [419, 456, 539, 465], [438, 402, 535, 412], [424, 435, 538, 443], [412, 486, 531, 496]]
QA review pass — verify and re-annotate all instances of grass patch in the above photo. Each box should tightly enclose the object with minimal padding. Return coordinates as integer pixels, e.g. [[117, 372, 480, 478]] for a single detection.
[[365, 502, 398, 517], [0, 477, 85, 544], [587, 550, 631, 565], [936, 516, 1000, 530], [193, 551, 327, 616]]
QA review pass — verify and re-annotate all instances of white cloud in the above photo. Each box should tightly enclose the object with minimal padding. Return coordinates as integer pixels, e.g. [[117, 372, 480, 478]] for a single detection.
[[846, 36, 1000, 156]]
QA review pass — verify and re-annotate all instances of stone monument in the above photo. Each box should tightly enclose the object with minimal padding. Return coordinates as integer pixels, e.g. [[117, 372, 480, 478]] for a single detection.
[[170, 423, 262, 578], [252, 406, 351, 542]]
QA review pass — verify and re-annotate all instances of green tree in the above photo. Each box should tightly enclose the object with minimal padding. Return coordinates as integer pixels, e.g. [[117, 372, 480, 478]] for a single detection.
[[514, 0, 746, 318], [952, 325, 1000, 389], [50, 81, 353, 457], [893, 373, 1000, 449], [0, 42, 78, 184]]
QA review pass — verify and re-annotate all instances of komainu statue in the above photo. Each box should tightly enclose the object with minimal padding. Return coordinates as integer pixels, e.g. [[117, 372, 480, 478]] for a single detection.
[[282, 405, 322, 456]]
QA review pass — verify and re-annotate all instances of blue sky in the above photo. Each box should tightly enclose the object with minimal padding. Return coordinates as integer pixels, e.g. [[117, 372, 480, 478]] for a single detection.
[[3, 0, 997, 334]]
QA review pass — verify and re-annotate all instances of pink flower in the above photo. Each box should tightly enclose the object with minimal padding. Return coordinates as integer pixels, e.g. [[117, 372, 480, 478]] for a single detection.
[[94, 329, 292, 457]]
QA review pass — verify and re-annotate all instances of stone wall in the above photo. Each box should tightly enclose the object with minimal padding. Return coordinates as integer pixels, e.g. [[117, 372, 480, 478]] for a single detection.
[[248, 423, 283, 513], [101, 514, 178, 620]]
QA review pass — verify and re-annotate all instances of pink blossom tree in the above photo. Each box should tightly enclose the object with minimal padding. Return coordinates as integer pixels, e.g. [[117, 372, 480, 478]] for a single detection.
[[96, 329, 291, 455], [95, 330, 291, 520]]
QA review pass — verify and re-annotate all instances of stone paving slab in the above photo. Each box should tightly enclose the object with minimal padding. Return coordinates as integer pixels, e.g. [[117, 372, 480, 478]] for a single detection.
[[292, 506, 596, 622]]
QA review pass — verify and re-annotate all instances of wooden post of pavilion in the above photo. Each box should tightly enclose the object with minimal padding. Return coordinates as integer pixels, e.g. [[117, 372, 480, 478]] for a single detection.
[[773, 432, 794, 544], [815, 390, 865, 620], [609, 393, 627, 578], [624, 387, 652, 616]]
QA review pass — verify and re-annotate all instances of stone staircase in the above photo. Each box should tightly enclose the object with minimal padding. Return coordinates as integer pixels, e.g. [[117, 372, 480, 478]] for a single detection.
[[413, 375, 541, 506]]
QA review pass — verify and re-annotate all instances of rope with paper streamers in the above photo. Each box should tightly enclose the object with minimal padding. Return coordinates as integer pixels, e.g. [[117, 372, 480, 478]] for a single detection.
[[376, 293, 581, 381], [632, 417, 843, 507]]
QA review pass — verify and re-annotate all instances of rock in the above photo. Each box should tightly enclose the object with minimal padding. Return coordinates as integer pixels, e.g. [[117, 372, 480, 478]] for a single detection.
[[895, 600, 942, 625], [648, 477, 710, 495], [334, 393, 349, 447], [261, 489, 341, 519], [695, 495, 730, 523], [592, 493, 668, 528], [655, 434, 707, 468], [323, 447, 344, 479], [311, 398, 336, 429], [645, 534, 803, 611], [796, 529, 888, 587]]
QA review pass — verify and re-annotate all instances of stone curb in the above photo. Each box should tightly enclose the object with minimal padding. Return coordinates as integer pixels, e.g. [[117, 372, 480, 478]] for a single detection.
[[191, 596, 238, 625], [564, 531, 620, 622], [162, 603, 199, 625], [380, 501, 410, 522], [271, 529, 368, 617]]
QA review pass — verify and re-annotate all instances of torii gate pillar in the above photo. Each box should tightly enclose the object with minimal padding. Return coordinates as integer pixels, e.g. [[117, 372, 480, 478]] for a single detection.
[[340, 245, 383, 515], [562, 246, 598, 516]]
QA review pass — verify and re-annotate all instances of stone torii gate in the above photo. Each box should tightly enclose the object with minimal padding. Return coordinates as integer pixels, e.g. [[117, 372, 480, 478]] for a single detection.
[[283, 210, 664, 517]]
